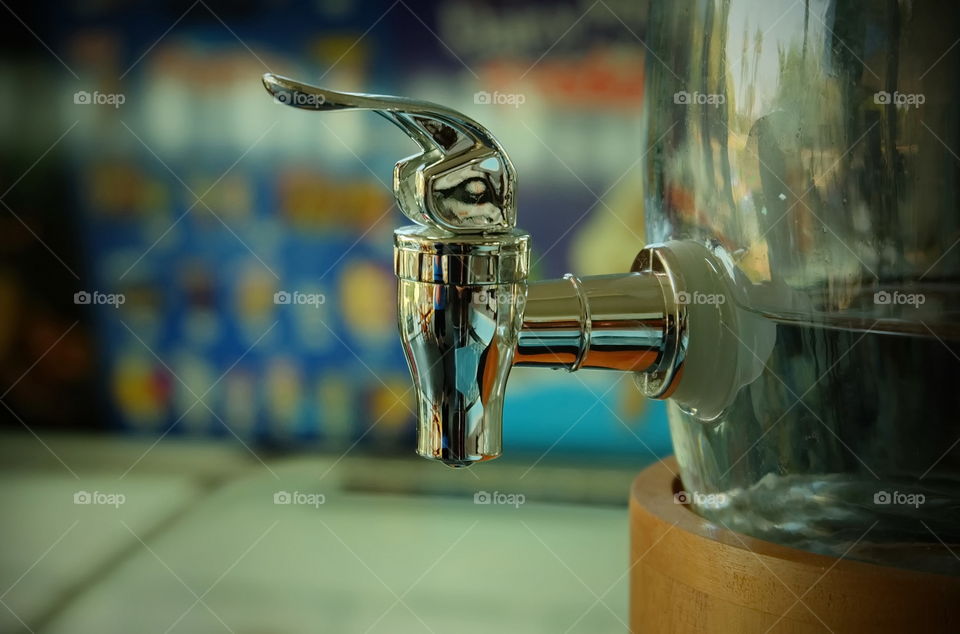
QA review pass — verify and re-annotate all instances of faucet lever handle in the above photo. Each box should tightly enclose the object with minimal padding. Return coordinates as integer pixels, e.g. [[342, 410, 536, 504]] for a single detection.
[[262, 73, 517, 234]]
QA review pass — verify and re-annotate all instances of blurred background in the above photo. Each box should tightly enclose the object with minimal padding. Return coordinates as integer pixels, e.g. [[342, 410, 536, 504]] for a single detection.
[[0, 0, 670, 632]]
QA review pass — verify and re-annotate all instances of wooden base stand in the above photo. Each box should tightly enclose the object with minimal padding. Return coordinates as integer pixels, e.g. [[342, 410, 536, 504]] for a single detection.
[[629, 458, 960, 633]]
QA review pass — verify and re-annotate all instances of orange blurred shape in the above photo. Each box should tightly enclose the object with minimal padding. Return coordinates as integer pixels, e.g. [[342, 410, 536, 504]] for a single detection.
[[483, 49, 645, 108], [89, 162, 149, 215], [113, 356, 170, 426], [277, 169, 391, 232]]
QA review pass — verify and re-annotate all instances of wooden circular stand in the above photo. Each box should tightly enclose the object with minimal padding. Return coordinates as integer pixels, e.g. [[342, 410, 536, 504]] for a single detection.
[[629, 458, 960, 633]]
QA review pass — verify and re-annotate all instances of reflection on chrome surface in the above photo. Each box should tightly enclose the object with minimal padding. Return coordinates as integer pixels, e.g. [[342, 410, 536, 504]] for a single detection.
[[262, 73, 517, 233]]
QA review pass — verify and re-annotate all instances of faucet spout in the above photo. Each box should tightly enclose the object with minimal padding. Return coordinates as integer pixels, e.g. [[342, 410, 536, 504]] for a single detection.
[[395, 226, 529, 467], [395, 227, 693, 467], [515, 272, 673, 373], [261, 75, 740, 466]]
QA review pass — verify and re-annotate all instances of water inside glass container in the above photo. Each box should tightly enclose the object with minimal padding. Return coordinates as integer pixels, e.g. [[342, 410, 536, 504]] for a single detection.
[[671, 304, 960, 574]]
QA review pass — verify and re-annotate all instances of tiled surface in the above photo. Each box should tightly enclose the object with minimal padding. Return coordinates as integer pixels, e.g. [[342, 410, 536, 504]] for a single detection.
[[0, 434, 632, 633]]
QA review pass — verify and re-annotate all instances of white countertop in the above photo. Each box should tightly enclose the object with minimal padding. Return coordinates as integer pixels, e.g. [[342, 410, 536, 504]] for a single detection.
[[0, 433, 635, 634]]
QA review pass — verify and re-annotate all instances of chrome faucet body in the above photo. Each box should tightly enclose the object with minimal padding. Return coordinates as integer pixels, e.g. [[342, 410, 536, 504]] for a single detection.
[[263, 74, 746, 467]]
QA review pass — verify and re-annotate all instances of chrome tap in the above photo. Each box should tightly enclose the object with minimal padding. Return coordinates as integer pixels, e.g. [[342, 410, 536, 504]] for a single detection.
[[263, 74, 755, 468]]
